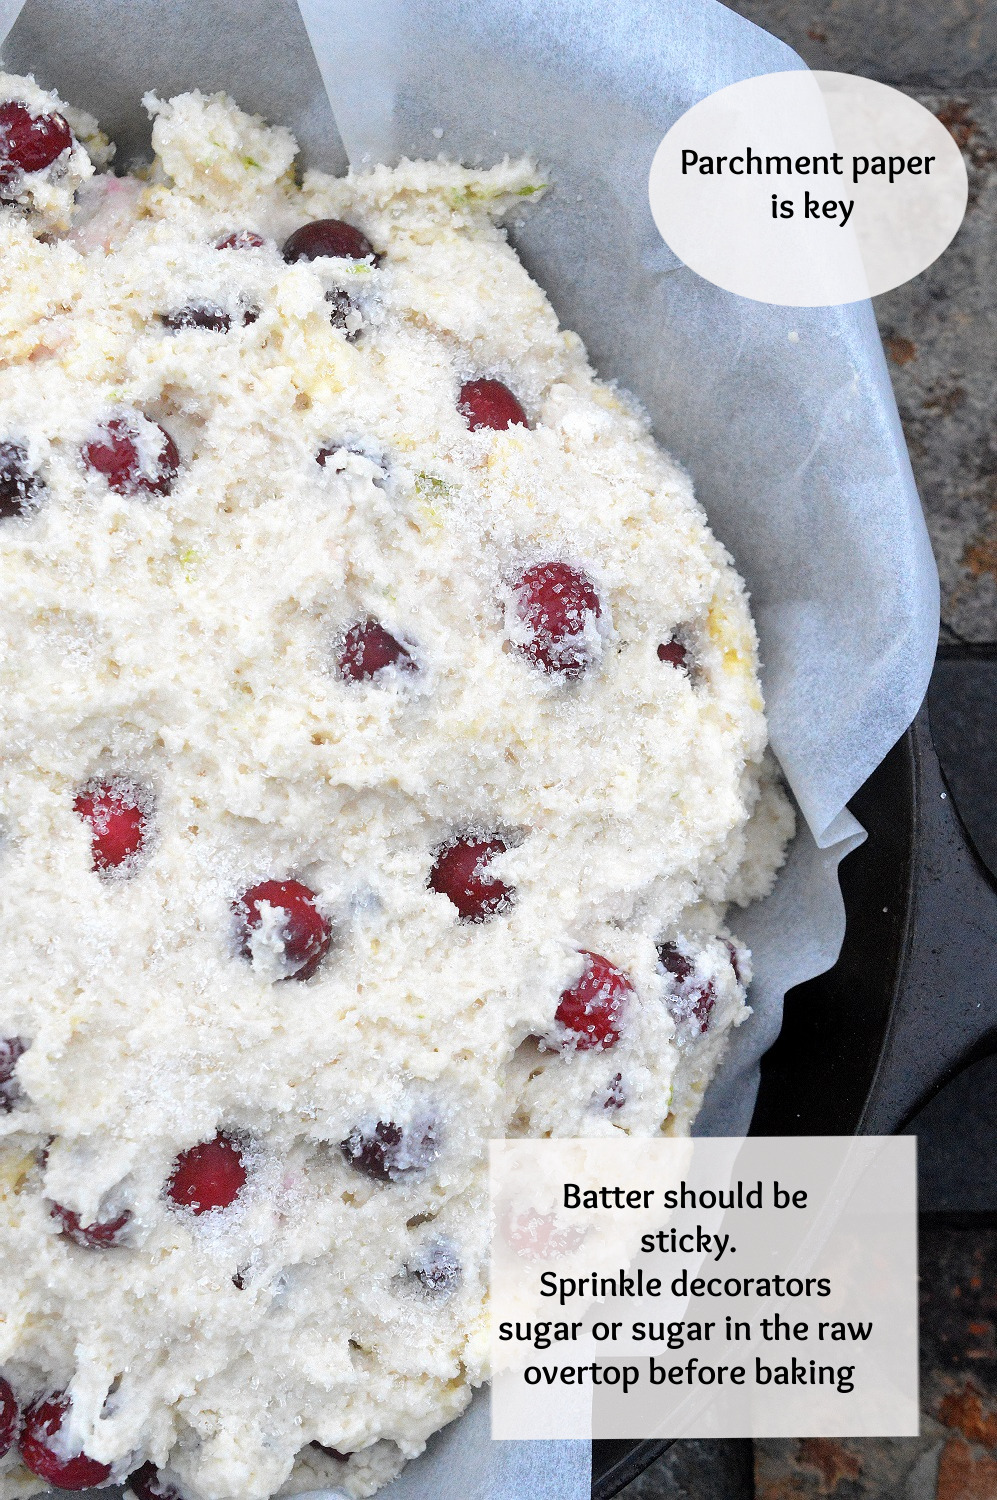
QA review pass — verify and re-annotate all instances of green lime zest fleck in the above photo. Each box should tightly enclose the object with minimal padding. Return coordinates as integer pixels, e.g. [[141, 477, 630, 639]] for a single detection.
[[243, 156, 262, 170], [177, 546, 203, 581], [445, 184, 499, 208], [415, 472, 453, 500], [445, 180, 546, 210]]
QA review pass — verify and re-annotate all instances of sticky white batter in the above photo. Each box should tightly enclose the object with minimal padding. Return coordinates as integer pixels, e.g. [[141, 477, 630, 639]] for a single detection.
[[0, 81, 793, 1500]]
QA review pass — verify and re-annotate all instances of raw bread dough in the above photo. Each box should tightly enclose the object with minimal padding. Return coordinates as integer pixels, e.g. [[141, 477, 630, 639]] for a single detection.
[[0, 80, 793, 1500]]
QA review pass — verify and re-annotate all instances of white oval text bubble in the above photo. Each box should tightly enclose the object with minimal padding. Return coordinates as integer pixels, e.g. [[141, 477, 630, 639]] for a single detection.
[[648, 71, 968, 306]]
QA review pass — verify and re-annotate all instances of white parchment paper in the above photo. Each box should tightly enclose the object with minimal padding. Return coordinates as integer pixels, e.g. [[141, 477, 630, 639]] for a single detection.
[[0, 0, 940, 1495]]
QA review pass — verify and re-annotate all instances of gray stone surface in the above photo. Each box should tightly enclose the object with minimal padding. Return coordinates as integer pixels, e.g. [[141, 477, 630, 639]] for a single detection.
[[723, 3, 997, 646], [876, 92, 997, 644], [618, 1440, 753, 1499], [720, 0, 997, 87]]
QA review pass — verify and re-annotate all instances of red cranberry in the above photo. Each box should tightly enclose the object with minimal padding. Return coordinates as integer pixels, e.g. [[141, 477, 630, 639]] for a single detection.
[[161, 304, 231, 332], [0, 441, 40, 519], [409, 1238, 462, 1297], [458, 378, 527, 432], [657, 941, 692, 983], [326, 288, 361, 339], [511, 561, 601, 678], [337, 620, 414, 682], [341, 1120, 438, 1182], [215, 230, 265, 250], [658, 942, 715, 1031], [19, 1394, 112, 1490], [691, 982, 717, 1031], [429, 835, 512, 922], [601, 1073, 626, 1110], [505, 1208, 586, 1261], [551, 952, 632, 1051], [51, 1202, 130, 1248], [657, 638, 690, 671], [282, 219, 376, 263], [0, 1377, 19, 1459], [727, 940, 744, 985], [74, 784, 147, 872], [128, 1461, 184, 1500], [167, 1133, 247, 1214], [0, 102, 72, 187], [317, 444, 349, 467], [317, 445, 386, 482], [234, 879, 332, 980], [0, 1037, 26, 1112], [82, 417, 179, 498]]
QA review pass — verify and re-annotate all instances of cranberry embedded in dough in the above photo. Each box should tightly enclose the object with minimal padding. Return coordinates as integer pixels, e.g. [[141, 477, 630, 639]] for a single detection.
[[458, 378, 527, 432], [215, 229, 265, 250], [0, 1037, 26, 1112], [0, 441, 41, 519], [601, 1072, 626, 1110], [511, 561, 601, 678], [234, 879, 332, 981], [658, 942, 716, 1032], [74, 784, 147, 873], [428, 835, 512, 922], [317, 445, 386, 481], [410, 1237, 462, 1297], [128, 1461, 185, 1500], [325, 287, 362, 339], [167, 1134, 247, 1214], [0, 1377, 19, 1459], [657, 941, 692, 983], [551, 951, 632, 1051], [19, 1394, 112, 1490], [82, 417, 180, 498], [337, 620, 415, 682], [282, 219, 376, 263], [51, 1202, 130, 1248], [505, 1207, 586, 1261], [0, 102, 72, 185], [657, 637, 690, 671], [341, 1120, 438, 1182], [161, 304, 232, 332], [691, 982, 716, 1029]]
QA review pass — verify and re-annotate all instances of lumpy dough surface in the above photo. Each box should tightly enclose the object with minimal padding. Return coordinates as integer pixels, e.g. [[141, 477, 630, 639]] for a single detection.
[[0, 80, 794, 1500]]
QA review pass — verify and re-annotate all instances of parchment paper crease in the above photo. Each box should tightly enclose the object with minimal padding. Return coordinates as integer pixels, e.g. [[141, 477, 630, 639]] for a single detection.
[[0, 0, 940, 1495]]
